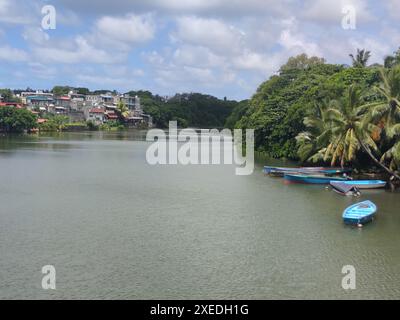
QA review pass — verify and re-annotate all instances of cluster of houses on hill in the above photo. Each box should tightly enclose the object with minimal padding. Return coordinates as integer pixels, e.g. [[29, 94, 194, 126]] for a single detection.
[[1, 90, 153, 127]]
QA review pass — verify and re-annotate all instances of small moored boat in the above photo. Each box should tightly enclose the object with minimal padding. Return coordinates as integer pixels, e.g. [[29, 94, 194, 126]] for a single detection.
[[284, 174, 349, 184], [330, 181, 360, 196], [263, 166, 351, 176], [339, 180, 386, 189], [342, 200, 377, 226], [263, 166, 301, 174]]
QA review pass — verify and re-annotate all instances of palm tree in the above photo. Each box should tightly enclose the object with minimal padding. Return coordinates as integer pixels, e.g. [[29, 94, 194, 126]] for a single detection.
[[297, 85, 400, 179], [384, 56, 397, 69], [349, 49, 371, 68], [381, 141, 400, 171], [328, 85, 400, 179], [383, 48, 400, 68], [370, 66, 400, 138], [116, 100, 130, 121], [323, 85, 379, 167], [296, 101, 332, 162], [367, 66, 400, 174]]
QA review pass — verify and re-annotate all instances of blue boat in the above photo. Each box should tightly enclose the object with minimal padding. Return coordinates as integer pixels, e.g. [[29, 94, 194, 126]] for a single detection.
[[339, 180, 386, 189], [342, 200, 377, 226], [263, 166, 351, 175], [284, 174, 349, 184]]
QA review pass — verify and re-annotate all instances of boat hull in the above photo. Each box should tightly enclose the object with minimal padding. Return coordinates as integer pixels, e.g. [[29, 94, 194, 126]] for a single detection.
[[341, 180, 386, 189], [342, 200, 377, 226], [263, 166, 351, 175], [343, 213, 375, 225], [284, 174, 349, 184]]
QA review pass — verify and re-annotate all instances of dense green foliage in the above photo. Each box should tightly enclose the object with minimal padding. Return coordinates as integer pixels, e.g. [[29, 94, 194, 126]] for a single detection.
[[296, 68, 400, 176], [225, 100, 249, 129], [349, 49, 371, 68], [0, 89, 21, 103], [39, 115, 69, 131], [233, 52, 400, 176], [0, 107, 37, 133], [51, 86, 71, 96], [38, 115, 124, 132], [130, 91, 239, 128], [51, 86, 115, 96], [384, 47, 400, 68], [235, 54, 383, 159]]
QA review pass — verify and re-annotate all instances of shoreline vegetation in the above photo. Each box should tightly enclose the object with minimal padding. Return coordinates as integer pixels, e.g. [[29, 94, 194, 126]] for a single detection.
[[235, 50, 400, 183], [1, 49, 400, 183]]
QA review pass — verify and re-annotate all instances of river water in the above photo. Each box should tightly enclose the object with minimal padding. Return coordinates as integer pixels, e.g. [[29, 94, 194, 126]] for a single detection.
[[1, 131, 399, 299]]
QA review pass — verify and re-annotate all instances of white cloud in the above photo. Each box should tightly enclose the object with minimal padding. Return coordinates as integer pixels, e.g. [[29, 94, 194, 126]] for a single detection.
[[33, 36, 125, 64], [94, 14, 155, 44], [0, 0, 35, 24], [57, 0, 294, 17], [143, 50, 165, 65], [348, 37, 392, 64], [148, 15, 297, 92], [2, 0, 399, 100], [76, 74, 131, 87], [183, 65, 213, 82], [28, 62, 57, 79], [71, 64, 145, 90], [233, 51, 283, 74], [172, 16, 244, 54], [277, 17, 323, 57], [279, 29, 322, 57], [385, 0, 400, 19], [22, 27, 50, 45], [0, 46, 28, 62], [173, 45, 225, 68]]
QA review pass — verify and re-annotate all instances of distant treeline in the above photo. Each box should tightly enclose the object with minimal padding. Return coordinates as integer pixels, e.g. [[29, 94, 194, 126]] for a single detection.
[[130, 91, 240, 128]]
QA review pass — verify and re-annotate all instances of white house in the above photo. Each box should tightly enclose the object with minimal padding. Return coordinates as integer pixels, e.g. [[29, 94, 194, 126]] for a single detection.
[[87, 107, 105, 124]]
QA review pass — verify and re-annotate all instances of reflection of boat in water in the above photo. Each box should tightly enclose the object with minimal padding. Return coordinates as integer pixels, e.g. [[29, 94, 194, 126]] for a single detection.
[[342, 200, 377, 227]]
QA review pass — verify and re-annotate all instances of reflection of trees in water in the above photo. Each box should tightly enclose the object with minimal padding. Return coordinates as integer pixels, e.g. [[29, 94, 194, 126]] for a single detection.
[[0, 133, 76, 155], [0, 130, 152, 158]]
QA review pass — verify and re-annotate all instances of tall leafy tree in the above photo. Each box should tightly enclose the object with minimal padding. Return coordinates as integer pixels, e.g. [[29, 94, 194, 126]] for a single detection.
[[317, 85, 378, 166], [0, 89, 20, 103], [367, 66, 400, 172], [349, 49, 371, 68], [383, 48, 400, 68], [296, 100, 332, 162], [0, 107, 37, 133], [297, 85, 400, 179], [370, 66, 400, 138]]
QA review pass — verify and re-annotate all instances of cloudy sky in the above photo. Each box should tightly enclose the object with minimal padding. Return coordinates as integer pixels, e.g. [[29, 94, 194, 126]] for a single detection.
[[0, 0, 399, 100]]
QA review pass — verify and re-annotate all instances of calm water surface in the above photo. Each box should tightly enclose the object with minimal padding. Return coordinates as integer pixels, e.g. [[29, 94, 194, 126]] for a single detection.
[[1, 131, 400, 299]]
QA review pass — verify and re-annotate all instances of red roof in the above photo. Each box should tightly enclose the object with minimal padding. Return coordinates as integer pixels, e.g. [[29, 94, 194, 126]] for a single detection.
[[37, 118, 48, 124], [58, 96, 70, 100], [89, 108, 105, 114], [0, 102, 22, 108]]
